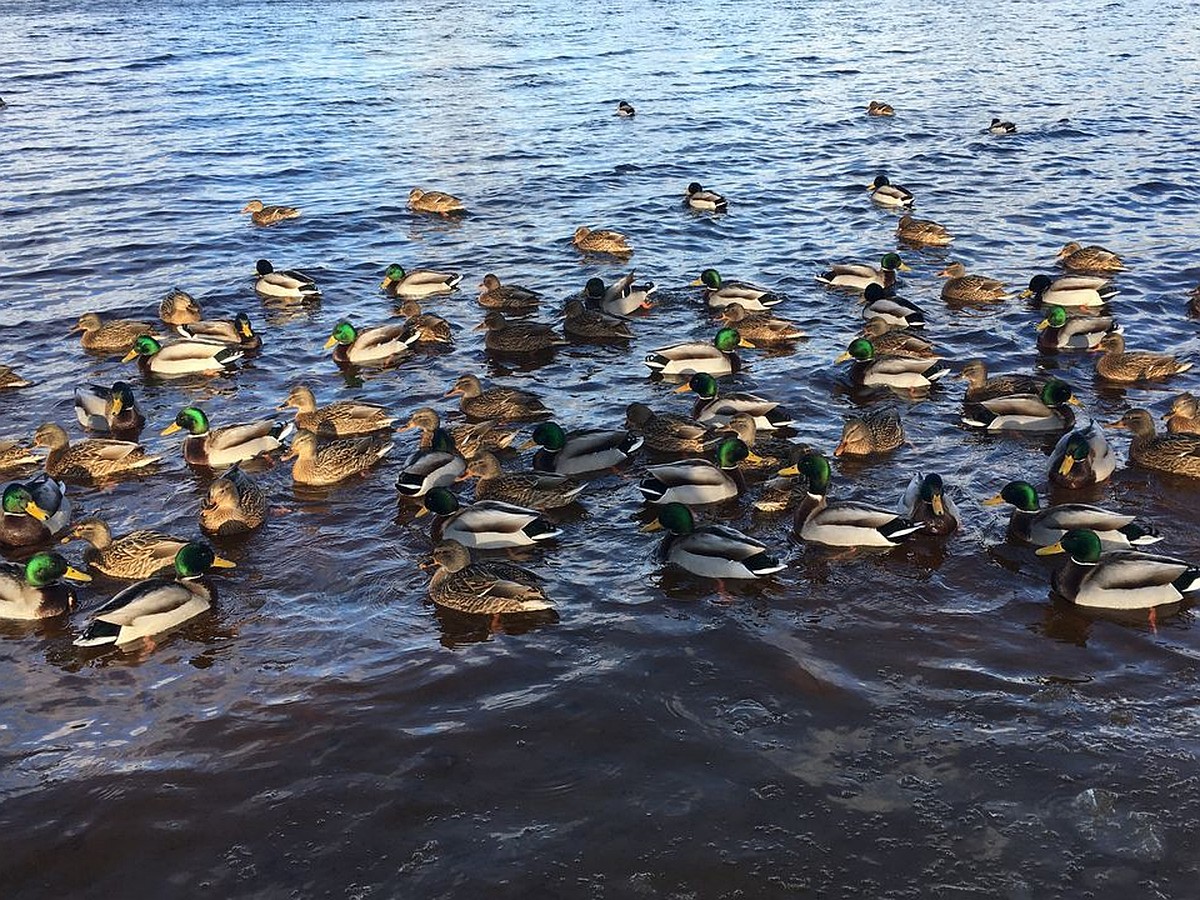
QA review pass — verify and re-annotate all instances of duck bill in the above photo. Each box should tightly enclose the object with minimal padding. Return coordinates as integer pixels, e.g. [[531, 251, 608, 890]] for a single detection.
[[120, 348, 139, 363], [834, 351, 852, 363], [935, 267, 952, 277], [897, 262, 913, 272], [109, 394, 124, 416], [1019, 289, 1034, 299], [240, 203, 255, 213], [931, 495, 945, 517], [210, 556, 238, 569], [322, 336, 339, 350], [777, 463, 801, 476], [833, 441, 847, 457], [280, 447, 297, 461], [1058, 455, 1076, 476], [413, 506, 431, 519], [1035, 319, 1050, 331], [63, 566, 92, 583], [1106, 419, 1128, 429], [517, 439, 537, 450], [444, 386, 463, 397], [471, 321, 489, 332], [688, 277, 704, 287], [672, 382, 693, 394], [1067, 396, 1082, 406], [380, 276, 394, 290], [161, 422, 182, 436], [737, 337, 756, 349], [981, 494, 1006, 506], [1035, 541, 1065, 556], [24, 501, 50, 522], [639, 520, 663, 533], [744, 451, 765, 465]]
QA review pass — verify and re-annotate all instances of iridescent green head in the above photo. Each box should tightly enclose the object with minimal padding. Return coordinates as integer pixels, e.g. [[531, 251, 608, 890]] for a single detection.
[[2, 484, 41, 518], [1042, 379, 1076, 407], [235, 313, 255, 338], [997, 480, 1039, 511], [130, 335, 162, 357], [25, 552, 90, 587], [423, 487, 461, 516], [384, 264, 406, 282], [1041, 305, 1068, 329], [531, 421, 566, 451], [687, 372, 718, 399], [918, 473, 945, 501], [657, 502, 696, 535], [1063, 433, 1091, 460], [174, 541, 219, 578], [109, 381, 136, 413], [1057, 528, 1103, 563], [799, 452, 831, 494], [880, 252, 905, 271], [165, 406, 210, 436], [430, 427, 457, 454], [327, 321, 358, 347], [714, 437, 750, 469], [713, 327, 743, 353], [698, 268, 722, 289], [840, 337, 875, 362]]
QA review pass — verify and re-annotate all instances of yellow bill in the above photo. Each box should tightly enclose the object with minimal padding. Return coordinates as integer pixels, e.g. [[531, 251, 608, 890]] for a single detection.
[[1035, 541, 1065, 556], [63, 566, 92, 583], [161, 422, 182, 436]]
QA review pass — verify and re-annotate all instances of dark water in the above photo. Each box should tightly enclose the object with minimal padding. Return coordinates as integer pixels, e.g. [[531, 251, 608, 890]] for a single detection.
[[3, 1, 1200, 896]]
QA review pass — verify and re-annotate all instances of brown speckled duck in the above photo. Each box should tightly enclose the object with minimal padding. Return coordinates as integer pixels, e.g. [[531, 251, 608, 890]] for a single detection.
[[477, 274, 541, 311], [1094, 333, 1191, 382], [200, 465, 267, 536], [474, 312, 566, 353], [1109, 409, 1200, 478], [861, 319, 937, 358], [896, 214, 952, 247], [959, 360, 1045, 402], [34, 423, 160, 483], [572, 226, 633, 257], [241, 199, 300, 225], [1057, 242, 1124, 274], [1164, 393, 1200, 435], [866, 100, 894, 117], [716, 304, 804, 344], [937, 262, 1010, 304], [280, 385, 395, 437], [835, 408, 904, 456], [408, 188, 465, 215], [73, 313, 160, 354], [447, 374, 551, 422]]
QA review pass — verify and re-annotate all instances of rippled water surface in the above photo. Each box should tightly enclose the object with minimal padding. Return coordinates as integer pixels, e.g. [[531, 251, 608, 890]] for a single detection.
[[3, 1, 1200, 896]]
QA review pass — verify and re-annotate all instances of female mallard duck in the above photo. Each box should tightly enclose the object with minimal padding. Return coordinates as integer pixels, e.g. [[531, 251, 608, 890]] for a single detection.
[[617, 100, 636, 117], [122, 335, 243, 377], [283, 431, 393, 486], [525, 421, 643, 476], [716, 304, 805, 343], [1022, 274, 1117, 308], [690, 269, 783, 311], [817, 252, 911, 292], [324, 320, 418, 366], [1094, 333, 1191, 382], [1, 440, 38, 474], [461, 451, 585, 510], [837, 338, 950, 392], [418, 487, 560, 549], [675, 372, 795, 431], [397, 299, 454, 344], [896, 214, 952, 247], [1057, 242, 1124, 274], [685, 182, 728, 212], [74, 382, 145, 438], [0, 474, 72, 547], [639, 437, 756, 506], [625, 402, 712, 454], [162, 406, 293, 469], [424, 540, 552, 616], [73, 313, 160, 354], [643, 502, 785, 580], [586, 273, 657, 315], [984, 480, 1160, 549], [396, 428, 466, 498], [474, 311, 567, 353], [867, 174, 914, 207], [862, 318, 937, 358], [200, 465, 267, 536], [1109, 409, 1200, 478], [572, 226, 633, 256], [898, 473, 960, 536], [241, 199, 299, 225], [34, 423, 159, 483], [645, 327, 752, 378], [279, 385, 394, 436], [0, 552, 90, 620], [959, 360, 1046, 402], [177, 312, 263, 349], [563, 299, 634, 341], [1036, 305, 1120, 351], [74, 542, 234, 648], [866, 100, 894, 117], [0, 365, 31, 390], [447, 374, 550, 422], [477, 273, 541, 311], [254, 259, 320, 299], [987, 117, 1017, 134], [408, 188, 465, 215], [834, 408, 904, 456], [861, 283, 926, 328], [398, 407, 512, 459], [1164, 393, 1200, 434], [380, 263, 462, 299], [1036, 529, 1200, 611], [1048, 421, 1115, 488], [160, 288, 202, 326], [937, 262, 1010, 304], [62, 518, 189, 580], [962, 378, 1079, 432], [716, 413, 797, 473]]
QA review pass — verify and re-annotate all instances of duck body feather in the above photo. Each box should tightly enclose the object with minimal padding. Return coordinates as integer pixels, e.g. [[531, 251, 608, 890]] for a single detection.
[[75, 578, 214, 647]]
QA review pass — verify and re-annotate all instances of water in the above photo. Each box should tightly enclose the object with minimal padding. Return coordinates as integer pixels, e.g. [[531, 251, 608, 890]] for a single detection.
[[3, 0, 1200, 896]]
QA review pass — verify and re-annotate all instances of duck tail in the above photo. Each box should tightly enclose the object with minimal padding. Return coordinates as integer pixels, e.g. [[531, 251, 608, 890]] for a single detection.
[[526, 520, 563, 542], [1121, 522, 1161, 546], [74, 620, 120, 647], [923, 362, 952, 382], [961, 403, 995, 429], [880, 518, 926, 542], [1174, 567, 1200, 595], [745, 552, 786, 576]]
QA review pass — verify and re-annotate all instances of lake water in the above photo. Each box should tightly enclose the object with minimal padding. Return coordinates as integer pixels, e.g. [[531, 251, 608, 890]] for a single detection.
[[2, 0, 1200, 896]]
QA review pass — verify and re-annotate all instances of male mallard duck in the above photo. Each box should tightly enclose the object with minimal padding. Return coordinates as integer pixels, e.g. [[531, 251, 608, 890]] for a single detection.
[[283, 430, 393, 486], [447, 374, 550, 422], [716, 304, 805, 343], [200, 465, 267, 536], [985, 480, 1160, 549], [424, 540, 552, 616], [1036, 305, 1120, 351], [74, 381, 144, 437], [862, 318, 937, 358], [241, 199, 299, 225], [1022, 273, 1117, 308], [896, 213, 953, 247], [685, 182, 728, 212], [617, 100, 636, 117], [625, 402, 712, 454], [1057, 242, 1124, 274], [73, 313, 160, 354], [462, 451, 585, 510], [835, 408, 904, 456], [0, 552, 89, 620], [0, 440, 38, 474], [0, 474, 72, 547], [396, 428, 466, 497], [586, 273, 657, 315], [74, 542, 234, 648], [280, 385, 394, 436], [477, 273, 541, 311], [563, 299, 634, 341], [324, 320, 418, 366], [867, 100, 895, 117], [62, 518, 189, 580], [397, 299, 454, 344], [898, 473, 960, 536], [160, 289, 202, 325], [1164, 393, 1200, 435], [959, 360, 1046, 402], [474, 311, 567, 353], [638, 437, 756, 506], [817, 252, 911, 292], [837, 338, 950, 392], [690, 268, 783, 311], [1108, 409, 1200, 478], [961, 378, 1079, 433], [867, 174, 914, 207], [0, 365, 31, 390], [162, 406, 293, 469], [987, 117, 1017, 134], [177, 312, 263, 349], [408, 188, 465, 215], [1094, 333, 1191, 383], [573, 226, 633, 256], [714, 413, 797, 473], [122, 335, 243, 377], [675, 372, 795, 431], [937, 262, 1010, 304], [525, 421, 643, 476], [861, 283, 926, 328], [643, 502, 785, 580], [645, 327, 752, 378], [418, 487, 560, 549], [34, 423, 159, 483], [380, 263, 462, 299], [254, 259, 320, 299], [1048, 421, 1115, 488], [1036, 529, 1200, 611]]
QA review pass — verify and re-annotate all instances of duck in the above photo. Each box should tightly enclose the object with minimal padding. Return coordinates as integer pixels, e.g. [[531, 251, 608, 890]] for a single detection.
[[62, 518, 190, 580], [861, 283, 926, 328], [324, 320, 418, 366], [896, 213, 953, 247], [1094, 333, 1191, 383], [418, 487, 560, 549], [159, 289, 203, 326], [477, 273, 541, 311], [675, 372, 795, 431], [121, 334, 243, 377], [587, 273, 656, 315], [1189, 284, 1200, 318], [985, 480, 1160, 549], [836, 338, 950, 392], [34, 423, 159, 483], [1048, 421, 1116, 488], [959, 360, 1046, 402], [407, 187, 465, 215], [714, 413, 797, 474], [643, 502, 785, 580], [715, 304, 805, 344], [1057, 242, 1124, 274], [75, 380, 146, 438], [396, 298, 454, 344], [162, 407, 293, 469], [73, 313, 160, 354], [866, 100, 895, 117], [835, 408, 904, 456], [461, 451, 584, 510], [1108, 409, 1200, 478], [446, 374, 551, 422], [74, 542, 235, 648], [572, 226, 633, 256], [241, 199, 299, 225], [1022, 273, 1117, 308], [563, 299, 634, 341], [937, 262, 1010, 304], [1036, 529, 1200, 611], [424, 540, 552, 616], [987, 117, 1017, 134], [176, 312, 263, 349], [400, 407, 514, 459], [684, 182, 728, 212], [0, 474, 72, 547], [638, 437, 756, 506], [380, 263, 462, 299], [645, 327, 752, 378], [690, 268, 783, 311], [867, 174, 914, 207], [0, 440, 38, 474], [961, 378, 1079, 433], [0, 365, 31, 390], [525, 421, 643, 476], [0, 552, 90, 620], [817, 252, 911, 292], [617, 100, 636, 117], [861, 319, 937, 358], [283, 430, 393, 486], [396, 428, 466, 497], [1036, 305, 1120, 351], [474, 311, 567, 353], [200, 465, 267, 536], [625, 402, 712, 454], [254, 259, 320, 299], [752, 454, 811, 515], [1164, 393, 1200, 435], [897, 473, 960, 536], [280, 385, 395, 436]]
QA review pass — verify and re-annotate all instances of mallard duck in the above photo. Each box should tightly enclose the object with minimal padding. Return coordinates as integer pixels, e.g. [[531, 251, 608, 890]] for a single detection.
[[959, 360, 1046, 402], [380, 263, 462, 299], [398, 406, 515, 459], [837, 338, 950, 391], [1094, 333, 1191, 383], [122, 335, 243, 377], [716, 304, 805, 343], [1164, 393, 1200, 435], [0, 365, 31, 390], [638, 437, 756, 505], [835, 408, 904, 456], [1048, 421, 1115, 488], [937, 262, 1010, 304], [587, 273, 657, 315], [34, 423, 159, 483], [73, 381, 144, 437], [985, 480, 1160, 549], [241, 199, 299, 225], [200, 465, 267, 536], [0, 440, 38, 474], [1189, 284, 1200, 318], [816, 252, 911, 292], [563, 299, 634, 340], [525, 421, 643, 476], [675, 372, 795, 431], [862, 319, 937, 358], [424, 540, 552, 616], [625, 402, 711, 454], [474, 311, 567, 353], [1022, 274, 1117, 308], [867, 100, 895, 117], [783, 452, 924, 547], [645, 327, 752, 378], [477, 273, 541, 311], [324, 320, 418, 366], [1036, 529, 1200, 611], [177, 312, 262, 349], [752, 463, 810, 515], [714, 413, 797, 473], [162, 407, 292, 469], [685, 182, 728, 212], [0, 474, 72, 547], [74, 542, 234, 647], [254, 259, 320, 299], [73, 313, 160, 354], [396, 299, 453, 344], [1109, 409, 1200, 478], [867, 174, 914, 207], [447, 374, 550, 422], [407, 188, 465, 215], [280, 385, 394, 436], [573, 226, 632, 256], [895, 213, 952, 247], [1036, 305, 1120, 351], [690, 269, 783, 311], [283, 430, 393, 486], [617, 100, 636, 117], [898, 473, 960, 536], [1057, 242, 1124, 274], [962, 378, 1079, 432], [643, 502, 785, 580], [462, 451, 585, 510], [861, 283, 926, 328], [63, 518, 189, 580], [987, 118, 1017, 134], [160, 289, 202, 325], [396, 428, 466, 497], [418, 487, 560, 548], [0, 552, 89, 620]]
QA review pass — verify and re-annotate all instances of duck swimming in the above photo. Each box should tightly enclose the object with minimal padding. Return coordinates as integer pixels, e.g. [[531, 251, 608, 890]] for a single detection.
[[867, 174, 914, 207], [642, 502, 785, 581], [241, 199, 299, 225], [985, 480, 1159, 549]]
